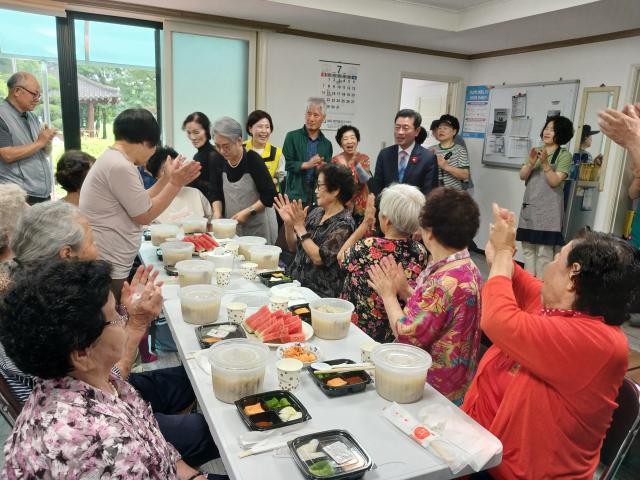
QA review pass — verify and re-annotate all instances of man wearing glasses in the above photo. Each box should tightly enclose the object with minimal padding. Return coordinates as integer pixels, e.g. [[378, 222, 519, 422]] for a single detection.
[[370, 109, 438, 196], [0, 71, 57, 204]]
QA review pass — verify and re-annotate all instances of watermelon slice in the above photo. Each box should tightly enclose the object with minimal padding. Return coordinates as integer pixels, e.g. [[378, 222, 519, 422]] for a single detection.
[[283, 315, 302, 334], [258, 321, 286, 342], [280, 332, 306, 343], [243, 305, 271, 333]]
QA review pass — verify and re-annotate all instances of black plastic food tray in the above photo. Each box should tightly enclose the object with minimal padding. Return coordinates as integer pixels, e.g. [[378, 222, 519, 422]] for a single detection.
[[234, 389, 311, 431], [195, 322, 246, 349], [307, 359, 371, 397]]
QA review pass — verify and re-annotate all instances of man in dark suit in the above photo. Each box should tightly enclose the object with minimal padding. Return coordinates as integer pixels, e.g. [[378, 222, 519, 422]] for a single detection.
[[370, 109, 437, 196]]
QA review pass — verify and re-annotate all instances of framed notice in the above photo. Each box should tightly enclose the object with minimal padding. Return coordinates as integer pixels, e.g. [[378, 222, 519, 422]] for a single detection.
[[320, 60, 359, 129]]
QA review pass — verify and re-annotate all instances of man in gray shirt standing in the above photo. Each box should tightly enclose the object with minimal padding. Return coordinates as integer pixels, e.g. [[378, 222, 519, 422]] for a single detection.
[[0, 72, 57, 204]]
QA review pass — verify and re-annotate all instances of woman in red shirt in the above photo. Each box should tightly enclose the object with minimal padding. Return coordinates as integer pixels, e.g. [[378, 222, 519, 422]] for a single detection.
[[464, 203, 638, 480]]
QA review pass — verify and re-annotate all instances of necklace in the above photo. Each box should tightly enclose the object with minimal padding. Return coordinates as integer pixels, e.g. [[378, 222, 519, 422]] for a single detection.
[[108, 380, 119, 398]]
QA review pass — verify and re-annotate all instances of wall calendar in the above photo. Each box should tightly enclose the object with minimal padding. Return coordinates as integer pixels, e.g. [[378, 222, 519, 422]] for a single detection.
[[320, 59, 359, 129]]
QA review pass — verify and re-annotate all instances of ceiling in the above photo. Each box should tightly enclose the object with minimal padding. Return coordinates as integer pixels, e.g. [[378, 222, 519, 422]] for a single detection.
[[93, 0, 640, 56]]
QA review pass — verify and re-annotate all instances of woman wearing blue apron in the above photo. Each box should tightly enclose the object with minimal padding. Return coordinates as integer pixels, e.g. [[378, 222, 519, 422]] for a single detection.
[[209, 117, 278, 244], [516, 115, 574, 277]]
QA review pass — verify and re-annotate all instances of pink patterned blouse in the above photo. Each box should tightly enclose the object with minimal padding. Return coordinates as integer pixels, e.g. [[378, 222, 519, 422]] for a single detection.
[[3, 373, 181, 479], [397, 249, 483, 404]]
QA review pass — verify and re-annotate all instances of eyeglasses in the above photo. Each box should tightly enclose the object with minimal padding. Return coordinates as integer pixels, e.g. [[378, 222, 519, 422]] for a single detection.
[[17, 85, 41, 100], [315, 182, 326, 191], [107, 305, 129, 328]]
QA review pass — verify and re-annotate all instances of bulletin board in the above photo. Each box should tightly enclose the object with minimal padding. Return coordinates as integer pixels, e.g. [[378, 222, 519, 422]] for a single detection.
[[481, 80, 580, 168]]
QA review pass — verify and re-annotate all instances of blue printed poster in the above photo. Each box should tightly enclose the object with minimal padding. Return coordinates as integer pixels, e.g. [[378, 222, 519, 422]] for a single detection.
[[462, 86, 490, 139]]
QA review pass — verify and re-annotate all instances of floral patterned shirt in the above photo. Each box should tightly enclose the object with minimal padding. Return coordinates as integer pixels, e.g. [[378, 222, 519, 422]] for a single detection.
[[287, 208, 354, 298], [397, 249, 482, 404], [341, 237, 426, 342], [3, 373, 181, 479], [331, 153, 371, 217]]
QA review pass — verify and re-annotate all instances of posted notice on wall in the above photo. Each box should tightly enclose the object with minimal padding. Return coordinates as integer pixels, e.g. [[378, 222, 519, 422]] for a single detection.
[[462, 85, 490, 139], [320, 60, 359, 130]]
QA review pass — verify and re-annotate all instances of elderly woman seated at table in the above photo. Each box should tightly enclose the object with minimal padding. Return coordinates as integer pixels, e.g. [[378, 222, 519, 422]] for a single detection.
[[55, 150, 95, 205], [275, 164, 355, 298], [210, 116, 278, 243], [338, 184, 427, 343], [5, 201, 220, 469], [0, 183, 28, 289], [0, 260, 225, 480], [368, 187, 482, 404], [146, 146, 213, 224], [462, 205, 635, 480]]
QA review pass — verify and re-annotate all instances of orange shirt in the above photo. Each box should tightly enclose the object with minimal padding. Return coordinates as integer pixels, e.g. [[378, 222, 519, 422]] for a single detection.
[[463, 264, 628, 480]]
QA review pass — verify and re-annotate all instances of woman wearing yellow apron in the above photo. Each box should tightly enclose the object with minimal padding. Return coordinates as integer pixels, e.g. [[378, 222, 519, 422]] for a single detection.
[[516, 115, 574, 277], [244, 110, 286, 191]]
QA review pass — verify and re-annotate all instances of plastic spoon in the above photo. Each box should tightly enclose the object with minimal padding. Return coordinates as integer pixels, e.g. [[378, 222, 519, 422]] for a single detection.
[[311, 362, 375, 374]]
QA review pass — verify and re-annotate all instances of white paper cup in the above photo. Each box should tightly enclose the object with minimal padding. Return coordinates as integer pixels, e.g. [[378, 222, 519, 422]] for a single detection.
[[270, 296, 289, 312], [276, 358, 303, 391], [215, 267, 232, 287], [241, 262, 258, 281], [224, 242, 239, 255], [360, 341, 381, 363], [226, 302, 247, 324]]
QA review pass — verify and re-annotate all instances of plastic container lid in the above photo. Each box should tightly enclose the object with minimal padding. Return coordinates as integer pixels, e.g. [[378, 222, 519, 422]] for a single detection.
[[179, 284, 224, 302], [160, 241, 194, 253], [207, 338, 270, 371], [211, 219, 238, 226], [289, 429, 373, 479], [175, 259, 215, 274], [237, 236, 267, 246], [150, 223, 179, 232], [371, 343, 432, 374], [181, 216, 207, 226], [248, 244, 281, 254]]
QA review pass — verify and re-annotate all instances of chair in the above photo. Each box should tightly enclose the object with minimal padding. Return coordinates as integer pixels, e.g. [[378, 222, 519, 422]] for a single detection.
[[0, 373, 22, 427], [597, 377, 640, 480]]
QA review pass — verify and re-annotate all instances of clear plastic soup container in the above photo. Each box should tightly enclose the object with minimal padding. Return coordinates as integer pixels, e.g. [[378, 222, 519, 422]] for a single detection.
[[309, 299, 355, 340], [179, 284, 223, 325], [207, 339, 270, 403], [161, 241, 194, 266], [371, 343, 432, 404], [203, 249, 234, 270], [150, 224, 179, 246], [211, 219, 238, 239], [237, 236, 267, 260], [175, 259, 214, 287], [248, 245, 282, 270], [181, 216, 207, 234], [289, 429, 373, 479]]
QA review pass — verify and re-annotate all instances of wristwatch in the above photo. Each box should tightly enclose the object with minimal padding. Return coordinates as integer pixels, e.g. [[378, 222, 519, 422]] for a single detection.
[[298, 231, 311, 242], [249, 207, 257, 217]]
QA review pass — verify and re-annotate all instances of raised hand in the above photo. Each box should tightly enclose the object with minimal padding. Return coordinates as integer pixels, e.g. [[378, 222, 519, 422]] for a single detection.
[[273, 193, 295, 226], [367, 262, 398, 299]]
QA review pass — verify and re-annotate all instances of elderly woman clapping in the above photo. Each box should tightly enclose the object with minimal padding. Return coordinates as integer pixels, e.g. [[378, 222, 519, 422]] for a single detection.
[[461, 204, 636, 479], [368, 187, 483, 404], [0, 184, 28, 289], [338, 184, 427, 343], [275, 164, 355, 298], [210, 116, 278, 243], [0, 260, 223, 480]]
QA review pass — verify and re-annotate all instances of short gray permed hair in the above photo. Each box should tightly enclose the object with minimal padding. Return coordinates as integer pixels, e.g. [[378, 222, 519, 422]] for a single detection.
[[306, 97, 326, 116], [379, 183, 426, 235], [0, 184, 28, 251], [212, 117, 243, 142], [10, 201, 86, 264]]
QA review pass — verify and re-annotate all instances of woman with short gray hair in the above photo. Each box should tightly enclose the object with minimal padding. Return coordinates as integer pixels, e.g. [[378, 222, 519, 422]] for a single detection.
[[210, 116, 277, 243], [10, 201, 97, 265], [338, 184, 427, 342], [0, 183, 28, 290]]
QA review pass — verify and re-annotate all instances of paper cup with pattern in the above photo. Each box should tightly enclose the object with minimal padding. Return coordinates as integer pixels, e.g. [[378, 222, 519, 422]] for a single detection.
[[270, 296, 289, 313], [224, 242, 239, 256], [360, 341, 381, 363], [215, 267, 232, 288], [240, 262, 258, 281], [226, 302, 247, 324], [276, 358, 303, 391]]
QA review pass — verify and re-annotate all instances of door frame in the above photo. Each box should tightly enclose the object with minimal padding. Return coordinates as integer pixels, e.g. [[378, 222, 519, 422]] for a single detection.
[[398, 72, 464, 119], [162, 21, 256, 146]]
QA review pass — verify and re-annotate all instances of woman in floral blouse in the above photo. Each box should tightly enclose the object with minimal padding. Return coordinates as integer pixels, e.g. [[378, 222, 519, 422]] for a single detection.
[[331, 125, 371, 226], [275, 164, 355, 298], [368, 187, 482, 404], [338, 184, 427, 342], [0, 260, 223, 480]]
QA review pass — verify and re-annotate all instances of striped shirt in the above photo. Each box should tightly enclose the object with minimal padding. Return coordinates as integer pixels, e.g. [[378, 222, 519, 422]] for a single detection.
[[434, 143, 469, 190], [0, 342, 122, 404]]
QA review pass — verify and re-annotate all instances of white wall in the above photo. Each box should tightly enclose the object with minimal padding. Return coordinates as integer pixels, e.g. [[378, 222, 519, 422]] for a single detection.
[[262, 32, 469, 158], [467, 37, 640, 250]]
